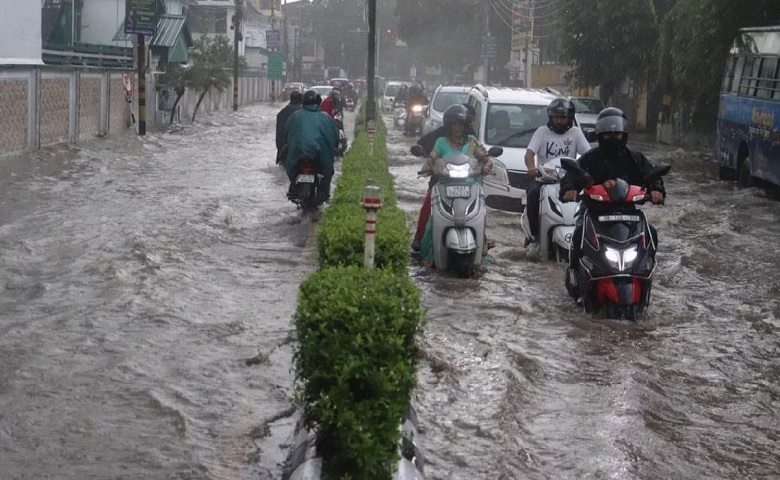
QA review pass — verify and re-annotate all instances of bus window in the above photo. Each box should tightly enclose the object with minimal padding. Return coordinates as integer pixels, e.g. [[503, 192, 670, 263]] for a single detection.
[[756, 57, 778, 99], [722, 57, 738, 93]]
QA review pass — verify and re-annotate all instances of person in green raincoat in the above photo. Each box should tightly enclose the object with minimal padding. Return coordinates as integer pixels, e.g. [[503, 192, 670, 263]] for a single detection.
[[284, 90, 339, 202]]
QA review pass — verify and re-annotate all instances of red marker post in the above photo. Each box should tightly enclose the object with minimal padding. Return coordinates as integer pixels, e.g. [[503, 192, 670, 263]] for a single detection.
[[360, 183, 383, 268], [367, 120, 377, 156]]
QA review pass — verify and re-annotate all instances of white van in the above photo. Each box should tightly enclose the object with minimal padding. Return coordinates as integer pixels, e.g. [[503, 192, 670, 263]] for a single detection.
[[467, 85, 563, 212], [382, 81, 407, 112]]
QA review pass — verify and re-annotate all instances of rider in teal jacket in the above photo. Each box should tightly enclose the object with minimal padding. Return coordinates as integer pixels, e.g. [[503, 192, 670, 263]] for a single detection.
[[284, 90, 339, 200]]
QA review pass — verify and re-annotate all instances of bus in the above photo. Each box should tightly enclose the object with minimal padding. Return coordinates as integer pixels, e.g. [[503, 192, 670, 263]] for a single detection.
[[717, 26, 780, 188]]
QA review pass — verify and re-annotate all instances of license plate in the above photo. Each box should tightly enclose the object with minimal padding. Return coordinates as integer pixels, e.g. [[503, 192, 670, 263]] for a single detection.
[[446, 185, 471, 198], [297, 174, 315, 183], [598, 214, 640, 222]]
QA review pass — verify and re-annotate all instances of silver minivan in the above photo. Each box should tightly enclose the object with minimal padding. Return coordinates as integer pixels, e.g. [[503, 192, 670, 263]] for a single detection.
[[421, 85, 472, 136]]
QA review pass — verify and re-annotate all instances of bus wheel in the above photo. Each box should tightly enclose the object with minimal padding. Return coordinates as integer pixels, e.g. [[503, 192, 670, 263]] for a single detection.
[[737, 156, 753, 188]]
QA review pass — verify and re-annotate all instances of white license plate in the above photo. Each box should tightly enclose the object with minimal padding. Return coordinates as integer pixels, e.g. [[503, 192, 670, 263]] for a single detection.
[[598, 214, 640, 222], [446, 185, 471, 198], [296, 174, 315, 183]]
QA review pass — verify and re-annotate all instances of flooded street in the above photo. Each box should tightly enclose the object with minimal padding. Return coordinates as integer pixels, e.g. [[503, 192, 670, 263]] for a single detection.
[[384, 114, 780, 480], [0, 103, 322, 479]]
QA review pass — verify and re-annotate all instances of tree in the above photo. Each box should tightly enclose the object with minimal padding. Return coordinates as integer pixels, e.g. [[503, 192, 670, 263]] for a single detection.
[[187, 35, 246, 122], [558, 0, 659, 102], [158, 63, 188, 124], [668, 0, 780, 129]]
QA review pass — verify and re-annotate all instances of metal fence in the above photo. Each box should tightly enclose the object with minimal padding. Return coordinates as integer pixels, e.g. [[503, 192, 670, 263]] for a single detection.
[[0, 66, 275, 156]]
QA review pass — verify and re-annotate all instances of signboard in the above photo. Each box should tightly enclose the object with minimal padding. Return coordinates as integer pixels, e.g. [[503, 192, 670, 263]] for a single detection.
[[125, 0, 158, 36], [410, 66, 417, 78], [480, 35, 498, 59], [266, 29, 281, 50], [267, 52, 284, 80], [512, 32, 531, 52]]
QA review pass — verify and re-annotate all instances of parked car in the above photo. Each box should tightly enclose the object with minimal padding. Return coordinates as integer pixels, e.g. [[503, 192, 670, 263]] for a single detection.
[[421, 85, 472, 136], [570, 96, 605, 138], [467, 84, 572, 212], [309, 85, 334, 99], [282, 82, 307, 97]]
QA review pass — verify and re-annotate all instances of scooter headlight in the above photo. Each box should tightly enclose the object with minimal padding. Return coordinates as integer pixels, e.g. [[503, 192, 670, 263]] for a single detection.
[[623, 247, 638, 265], [446, 163, 470, 178], [411, 104, 424, 113], [605, 248, 621, 266], [604, 246, 638, 271]]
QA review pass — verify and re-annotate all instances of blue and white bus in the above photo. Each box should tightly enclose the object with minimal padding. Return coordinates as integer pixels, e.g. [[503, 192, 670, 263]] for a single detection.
[[717, 26, 780, 187]]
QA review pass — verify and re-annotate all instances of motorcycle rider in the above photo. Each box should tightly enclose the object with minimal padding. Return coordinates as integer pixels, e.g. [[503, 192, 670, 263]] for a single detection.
[[284, 89, 339, 204], [560, 107, 665, 293], [416, 104, 493, 262], [412, 103, 477, 251], [524, 97, 591, 253], [275, 90, 303, 165], [320, 88, 343, 119], [404, 83, 429, 136]]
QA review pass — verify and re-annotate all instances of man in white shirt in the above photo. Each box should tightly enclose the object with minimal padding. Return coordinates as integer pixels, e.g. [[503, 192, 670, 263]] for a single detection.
[[523, 97, 592, 252]]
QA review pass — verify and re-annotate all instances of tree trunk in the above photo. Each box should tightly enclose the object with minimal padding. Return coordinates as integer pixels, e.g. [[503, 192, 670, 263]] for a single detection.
[[192, 91, 208, 123], [169, 92, 184, 124]]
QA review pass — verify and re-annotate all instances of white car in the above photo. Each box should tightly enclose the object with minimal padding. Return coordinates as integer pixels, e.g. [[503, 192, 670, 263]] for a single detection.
[[467, 84, 568, 212], [382, 81, 408, 113], [570, 96, 605, 138], [421, 85, 472, 136], [309, 85, 334, 99]]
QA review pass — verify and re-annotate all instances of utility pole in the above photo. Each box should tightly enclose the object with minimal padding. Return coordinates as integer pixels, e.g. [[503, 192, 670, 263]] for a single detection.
[[138, 34, 146, 135], [484, 2, 490, 85], [233, 0, 243, 112], [525, 0, 534, 88], [366, 0, 377, 126]]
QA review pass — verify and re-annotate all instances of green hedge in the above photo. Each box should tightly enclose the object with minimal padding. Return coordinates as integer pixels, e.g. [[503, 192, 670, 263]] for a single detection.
[[291, 101, 425, 480], [316, 105, 409, 272], [294, 266, 424, 479]]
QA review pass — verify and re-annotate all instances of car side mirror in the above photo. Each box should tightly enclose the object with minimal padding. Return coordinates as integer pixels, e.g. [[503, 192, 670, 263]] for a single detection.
[[410, 144, 424, 157], [487, 146, 503, 158], [586, 130, 598, 143]]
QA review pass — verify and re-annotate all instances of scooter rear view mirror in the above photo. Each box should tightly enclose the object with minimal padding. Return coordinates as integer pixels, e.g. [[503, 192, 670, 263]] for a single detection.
[[410, 144, 424, 157], [487, 146, 503, 157]]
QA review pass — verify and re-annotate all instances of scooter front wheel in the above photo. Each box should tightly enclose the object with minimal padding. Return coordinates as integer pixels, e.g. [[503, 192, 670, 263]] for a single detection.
[[450, 251, 475, 278]]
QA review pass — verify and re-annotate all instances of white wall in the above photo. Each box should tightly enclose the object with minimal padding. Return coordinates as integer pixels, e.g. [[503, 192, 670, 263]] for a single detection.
[[0, 0, 42, 65]]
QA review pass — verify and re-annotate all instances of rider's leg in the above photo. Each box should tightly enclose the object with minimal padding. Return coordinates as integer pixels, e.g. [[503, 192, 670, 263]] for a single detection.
[[412, 186, 433, 250], [525, 182, 542, 243]]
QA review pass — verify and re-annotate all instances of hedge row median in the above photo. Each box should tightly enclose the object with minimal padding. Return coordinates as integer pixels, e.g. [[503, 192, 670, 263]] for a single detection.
[[292, 102, 425, 480]]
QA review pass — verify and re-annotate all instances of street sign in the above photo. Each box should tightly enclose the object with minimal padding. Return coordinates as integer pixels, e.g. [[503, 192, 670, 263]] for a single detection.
[[267, 52, 284, 80], [481, 35, 498, 59], [266, 30, 281, 50], [125, 0, 158, 36]]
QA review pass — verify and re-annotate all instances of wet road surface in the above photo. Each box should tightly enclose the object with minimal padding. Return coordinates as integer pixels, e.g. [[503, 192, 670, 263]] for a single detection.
[[384, 114, 780, 480], [0, 104, 326, 479]]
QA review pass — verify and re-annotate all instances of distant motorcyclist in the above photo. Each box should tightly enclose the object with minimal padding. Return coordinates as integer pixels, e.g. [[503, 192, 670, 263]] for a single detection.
[[320, 88, 343, 118], [523, 97, 591, 252], [284, 89, 339, 203], [560, 107, 666, 291], [394, 84, 409, 107], [275, 90, 303, 165], [404, 83, 429, 135]]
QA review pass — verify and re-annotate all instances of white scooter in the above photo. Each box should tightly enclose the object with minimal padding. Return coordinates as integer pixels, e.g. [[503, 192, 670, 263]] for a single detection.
[[411, 144, 506, 278], [519, 156, 578, 262]]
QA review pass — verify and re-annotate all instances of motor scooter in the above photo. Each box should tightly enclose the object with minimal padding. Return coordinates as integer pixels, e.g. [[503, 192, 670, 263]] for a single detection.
[[394, 102, 407, 128], [559, 158, 671, 320], [287, 157, 324, 219], [519, 157, 578, 262], [411, 144, 506, 278]]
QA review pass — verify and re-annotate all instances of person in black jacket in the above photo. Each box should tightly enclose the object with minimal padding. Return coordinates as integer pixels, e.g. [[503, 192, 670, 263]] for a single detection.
[[560, 107, 666, 289], [275, 91, 303, 165]]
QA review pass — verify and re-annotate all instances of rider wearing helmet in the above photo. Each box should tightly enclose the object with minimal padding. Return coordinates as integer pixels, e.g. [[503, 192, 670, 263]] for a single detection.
[[560, 107, 666, 297], [275, 90, 304, 165], [284, 89, 339, 204], [320, 87, 342, 118], [523, 97, 591, 253], [412, 104, 493, 255]]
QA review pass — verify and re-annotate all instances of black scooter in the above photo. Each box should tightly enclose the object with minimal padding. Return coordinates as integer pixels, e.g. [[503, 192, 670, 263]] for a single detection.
[[560, 158, 671, 321]]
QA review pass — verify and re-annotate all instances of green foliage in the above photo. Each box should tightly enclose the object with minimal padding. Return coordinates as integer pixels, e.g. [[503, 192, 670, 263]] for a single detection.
[[558, 0, 659, 99], [187, 35, 246, 121], [668, 0, 780, 129], [294, 266, 424, 479], [158, 63, 188, 124], [316, 108, 410, 272]]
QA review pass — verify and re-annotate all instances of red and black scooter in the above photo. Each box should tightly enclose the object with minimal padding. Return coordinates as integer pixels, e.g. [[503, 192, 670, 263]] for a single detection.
[[560, 158, 671, 321]]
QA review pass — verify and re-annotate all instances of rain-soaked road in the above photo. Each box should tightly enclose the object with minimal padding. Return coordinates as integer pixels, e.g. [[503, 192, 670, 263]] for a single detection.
[[0, 103, 331, 479], [384, 113, 780, 480]]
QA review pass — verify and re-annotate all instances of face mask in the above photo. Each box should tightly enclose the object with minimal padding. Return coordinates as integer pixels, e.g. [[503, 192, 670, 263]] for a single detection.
[[598, 137, 623, 156]]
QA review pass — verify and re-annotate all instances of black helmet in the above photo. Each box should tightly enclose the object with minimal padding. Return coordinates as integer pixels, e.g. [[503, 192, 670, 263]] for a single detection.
[[595, 107, 630, 154], [547, 97, 575, 134], [302, 89, 319, 106], [595, 107, 630, 134], [330, 87, 341, 98], [289, 90, 303, 104], [443, 104, 471, 135]]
